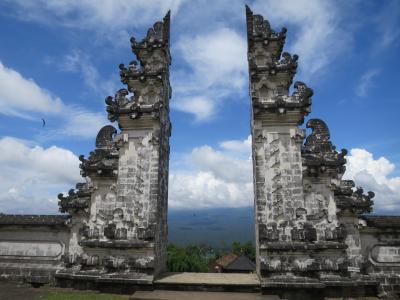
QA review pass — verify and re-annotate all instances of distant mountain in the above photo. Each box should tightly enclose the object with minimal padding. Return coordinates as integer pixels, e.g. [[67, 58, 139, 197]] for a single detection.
[[167, 206, 254, 249]]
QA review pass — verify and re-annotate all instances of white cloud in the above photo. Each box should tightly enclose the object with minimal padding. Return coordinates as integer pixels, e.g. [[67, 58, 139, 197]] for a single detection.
[[0, 137, 81, 214], [0, 60, 108, 139], [191, 145, 252, 183], [169, 142, 400, 212], [173, 96, 215, 122], [344, 148, 400, 212], [176, 27, 247, 91], [169, 136, 253, 209], [252, 0, 352, 80], [0, 61, 64, 118], [60, 109, 109, 139], [355, 68, 380, 97], [220, 135, 251, 155], [5, 0, 184, 31], [56, 50, 118, 95], [169, 171, 253, 209], [172, 27, 247, 121]]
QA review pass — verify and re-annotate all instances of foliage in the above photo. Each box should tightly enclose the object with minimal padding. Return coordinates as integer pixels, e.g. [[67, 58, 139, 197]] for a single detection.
[[167, 244, 209, 272], [231, 241, 255, 262], [166, 242, 255, 272], [41, 291, 128, 300]]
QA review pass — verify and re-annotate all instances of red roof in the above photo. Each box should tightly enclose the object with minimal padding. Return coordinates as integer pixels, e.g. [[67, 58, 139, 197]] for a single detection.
[[215, 253, 238, 267]]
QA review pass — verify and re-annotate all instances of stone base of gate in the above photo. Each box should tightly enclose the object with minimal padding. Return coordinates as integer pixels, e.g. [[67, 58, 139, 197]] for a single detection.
[[155, 272, 260, 293], [55, 271, 154, 294], [260, 277, 379, 300], [55, 272, 381, 299]]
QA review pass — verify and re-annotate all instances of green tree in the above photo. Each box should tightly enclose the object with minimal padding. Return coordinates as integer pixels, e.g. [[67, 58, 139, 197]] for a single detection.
[[167, 244, 209, 272], [232, 241, 255, 262]]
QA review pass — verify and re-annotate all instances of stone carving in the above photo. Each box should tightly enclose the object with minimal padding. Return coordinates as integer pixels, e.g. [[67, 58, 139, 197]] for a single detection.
[[79, 125, 118, 177], [334, 180, 374, 215], [246, 5, 286, 45], [58, 183, 91, 214], [303, 119, 347, 176]]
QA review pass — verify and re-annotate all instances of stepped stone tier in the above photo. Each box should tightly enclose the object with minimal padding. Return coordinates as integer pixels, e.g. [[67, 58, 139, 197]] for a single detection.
[[0, 6, 400, 299]]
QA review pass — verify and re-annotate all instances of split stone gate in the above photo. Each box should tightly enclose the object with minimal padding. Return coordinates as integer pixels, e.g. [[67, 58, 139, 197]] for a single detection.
[[1, 6, 400, 298]]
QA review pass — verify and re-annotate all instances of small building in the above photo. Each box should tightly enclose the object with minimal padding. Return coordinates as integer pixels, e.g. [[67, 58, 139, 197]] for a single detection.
[[209, 253, 255, 273]]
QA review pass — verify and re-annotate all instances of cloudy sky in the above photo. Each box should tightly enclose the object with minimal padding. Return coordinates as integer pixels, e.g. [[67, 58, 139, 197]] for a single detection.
[[0, 0, 399, 214]]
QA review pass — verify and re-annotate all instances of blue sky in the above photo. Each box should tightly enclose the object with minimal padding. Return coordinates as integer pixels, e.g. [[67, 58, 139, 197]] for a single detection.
[[0, 0, 399, 214]]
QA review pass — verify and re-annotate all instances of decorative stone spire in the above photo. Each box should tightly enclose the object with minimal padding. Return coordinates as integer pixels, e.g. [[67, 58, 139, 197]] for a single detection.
[[78, 125, 119, 177], [246, 5, 286, 61], [334, 180, 374, 215], [106, 11, 171, 129], [58, 125, 118, 214], [58, 182, 91, 214], [302, 119, 347, 176], [246, 6, 311, 125]]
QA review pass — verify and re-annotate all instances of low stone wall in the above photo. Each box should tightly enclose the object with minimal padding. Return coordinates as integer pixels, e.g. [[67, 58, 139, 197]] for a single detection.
[[360, 215, 400, 296], [0, 215, 70, 284]]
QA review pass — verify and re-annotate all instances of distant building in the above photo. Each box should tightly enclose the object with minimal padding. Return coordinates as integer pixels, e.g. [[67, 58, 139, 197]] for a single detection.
[[209, 253, 255, 273]]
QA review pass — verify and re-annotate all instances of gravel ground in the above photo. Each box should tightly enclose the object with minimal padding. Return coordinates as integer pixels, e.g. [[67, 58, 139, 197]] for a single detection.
[[0, 282, 48, 300]]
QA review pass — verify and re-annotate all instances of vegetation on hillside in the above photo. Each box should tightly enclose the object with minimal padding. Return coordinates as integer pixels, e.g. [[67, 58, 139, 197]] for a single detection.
[[232, 241, 256, 262], [166, 241, 255, 272], [166, 244, 210, 272]]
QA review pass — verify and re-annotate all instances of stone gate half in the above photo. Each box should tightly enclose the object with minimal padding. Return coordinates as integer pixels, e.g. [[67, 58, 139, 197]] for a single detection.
[[246, 5, 378, 296], [55, 12, 171, 290]]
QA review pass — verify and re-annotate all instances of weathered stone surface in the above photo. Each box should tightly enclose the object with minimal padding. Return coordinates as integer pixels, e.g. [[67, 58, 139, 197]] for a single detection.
[[0, 219, 70, 284]]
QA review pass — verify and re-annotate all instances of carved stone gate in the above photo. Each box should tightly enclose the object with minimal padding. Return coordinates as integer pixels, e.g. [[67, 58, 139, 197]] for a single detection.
[[1, 6, 400, 298], [55, 12, 171, 290]]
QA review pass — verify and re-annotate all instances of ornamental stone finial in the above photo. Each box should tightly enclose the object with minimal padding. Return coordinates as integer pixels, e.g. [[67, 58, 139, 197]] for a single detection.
[[303, 119, 348, 175]]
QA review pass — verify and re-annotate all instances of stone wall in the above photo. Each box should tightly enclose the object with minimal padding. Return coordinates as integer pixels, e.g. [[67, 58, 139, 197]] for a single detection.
[[0, 215, 70, 284], [360, 216, 400, 296]]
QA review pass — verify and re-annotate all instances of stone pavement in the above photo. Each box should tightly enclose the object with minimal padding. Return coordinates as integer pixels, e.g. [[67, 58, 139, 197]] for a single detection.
[[0, 281, 384, 300], [130, 290, 280, 300], [0, 282, 48, 300], [155, 272, 260, 286]]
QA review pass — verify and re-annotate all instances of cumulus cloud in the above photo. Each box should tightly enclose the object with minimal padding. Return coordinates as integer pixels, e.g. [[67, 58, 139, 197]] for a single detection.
[[173, 96, 215, 122], [172, 27, 247, 121], [0, 60, 108, 139], [169, 171, 253, 209], [0, 61, 64, 118], [0, 137, 81, 214], [169, 136, 253, 209], [169, 141, 400, 212], [59, 110, 109, 139], [344, 148, 400, 212], [220, 135, 251, 155]]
